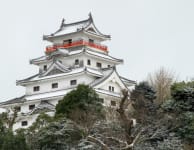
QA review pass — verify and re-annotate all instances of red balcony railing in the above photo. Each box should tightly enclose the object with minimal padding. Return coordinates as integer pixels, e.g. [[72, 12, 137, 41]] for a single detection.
[[46, 40, 108, 53]]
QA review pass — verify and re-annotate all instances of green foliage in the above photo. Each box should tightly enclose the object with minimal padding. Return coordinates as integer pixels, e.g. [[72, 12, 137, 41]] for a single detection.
[[178, 112, 194, 143], [171, 81, 194, 96], [55, 84, 104, 128], [56, 84, 102, 115], [131, 81, 156, 102], [0, 129, 29, 150], [162, 81, 194, 145], [30, 118, 83, 150], [131, 82, 157, 123], [28, 112, 53, 133]]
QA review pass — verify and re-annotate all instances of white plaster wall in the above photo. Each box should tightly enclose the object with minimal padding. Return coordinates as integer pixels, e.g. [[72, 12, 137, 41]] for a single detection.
[[97, 92, 121, 108], [100, 81, 122, 94], [25, 73, 95, 95], [13, 114, 39, 131], [13, 112, 55, 131], [20, 101, 41, 114], [82, 55, 114, 69], [51, 33, 101, 45]]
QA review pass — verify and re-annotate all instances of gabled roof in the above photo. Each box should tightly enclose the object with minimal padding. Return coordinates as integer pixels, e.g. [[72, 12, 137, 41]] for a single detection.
[[40, 60, 71, 77], [90, 67, 136, 89], [43, 13, 110, 40]]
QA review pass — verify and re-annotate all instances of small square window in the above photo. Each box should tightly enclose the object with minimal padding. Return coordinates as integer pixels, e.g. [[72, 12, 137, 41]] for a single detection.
[[89, 39, 94, 43], [15, 106, 21, 112], [43, 65, 47, 71], [87, 59, 91, 65], [96, 62, 102, 68], [111, 101, 116, 106], [21, 121, 28, 126], [52, 83, 58, 89], [99, 98, 104, 103], [109, 86, 114, 92], [33, 86, 40, 92], [109, 86, 112, 91], [112, 87, 114, 92], [75, 59, 79, 65], [70, 80, 77, 85], [29, 104, 35, 110]]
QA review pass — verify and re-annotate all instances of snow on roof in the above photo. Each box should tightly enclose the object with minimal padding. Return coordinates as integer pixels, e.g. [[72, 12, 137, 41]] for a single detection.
[[85, 49, 123, 62], [47, 15, 92, 38], [90, 68, 114, 87], [25, 89, 72, 101], [0, 95, 25, 106], [31, 47, 122, 65], [32, 67, 85, 81], [86, 67, 103, 77], [54, 22, 90, 36], [17, 67, 104, 85], [43, 14, 110, 40], [95, 88, 122, 98]]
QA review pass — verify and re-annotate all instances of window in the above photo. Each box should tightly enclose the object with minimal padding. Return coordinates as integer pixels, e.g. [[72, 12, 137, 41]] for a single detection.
[[43, 65, 47, 71], [63, 39, 72, 44], [112, 87, 114, 92], [70, 80, 77, 85], [109, 86, 112, 91], [75, 59, 79, 65], [96, 62, 102, 68], [87, 59, 91, 65], [109, 86, 114, 92], [89, 39, 94, 43], [15, 106, 21, 112], [111, 101, 116, 106], [99, 98, 104, 103], [52, 83, 58, 89], [33, 86, 40, 92], [21, 121, 28, 126], [29, 104, 35, 110]]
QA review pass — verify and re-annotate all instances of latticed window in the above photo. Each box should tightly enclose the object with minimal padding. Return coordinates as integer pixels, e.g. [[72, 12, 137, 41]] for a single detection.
[[33, 86, 40, 92], [109, 86, 114, 92]]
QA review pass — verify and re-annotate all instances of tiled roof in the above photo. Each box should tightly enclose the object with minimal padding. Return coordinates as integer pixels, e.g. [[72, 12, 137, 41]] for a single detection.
[[0, 95, 25, 106], [43, 13, 110, 40], [30, 48, 123, 65]]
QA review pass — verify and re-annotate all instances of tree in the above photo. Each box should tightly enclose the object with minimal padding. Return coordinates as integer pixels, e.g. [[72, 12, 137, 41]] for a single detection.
[[148, 67, 176, 104], [130, 81, 157, 124], [29, 118, 83, 150], [162, 81, 194, 148], [55, 84, 104, 132]]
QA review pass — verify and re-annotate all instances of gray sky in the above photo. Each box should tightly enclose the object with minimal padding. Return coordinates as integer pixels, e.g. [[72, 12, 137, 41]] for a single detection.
[[0, 0, 194, 102]]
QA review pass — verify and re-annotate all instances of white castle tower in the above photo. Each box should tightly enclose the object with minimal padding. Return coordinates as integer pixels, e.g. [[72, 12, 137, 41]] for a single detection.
[[0, 14, 135, 130]]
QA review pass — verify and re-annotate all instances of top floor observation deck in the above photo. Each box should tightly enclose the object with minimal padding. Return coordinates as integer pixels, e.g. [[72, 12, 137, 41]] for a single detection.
[[45, 39, 108, 53]]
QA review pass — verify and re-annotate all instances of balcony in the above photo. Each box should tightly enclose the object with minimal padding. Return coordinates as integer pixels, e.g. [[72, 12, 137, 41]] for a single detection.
[[45, 40, 108, 53]]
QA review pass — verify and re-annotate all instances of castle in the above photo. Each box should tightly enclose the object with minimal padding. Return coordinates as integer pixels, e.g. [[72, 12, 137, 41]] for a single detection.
[[0, 14, 135, 130]]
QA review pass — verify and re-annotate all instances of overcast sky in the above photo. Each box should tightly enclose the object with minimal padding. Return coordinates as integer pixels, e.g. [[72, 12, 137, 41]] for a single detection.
[[0, 0, 194, 102]]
